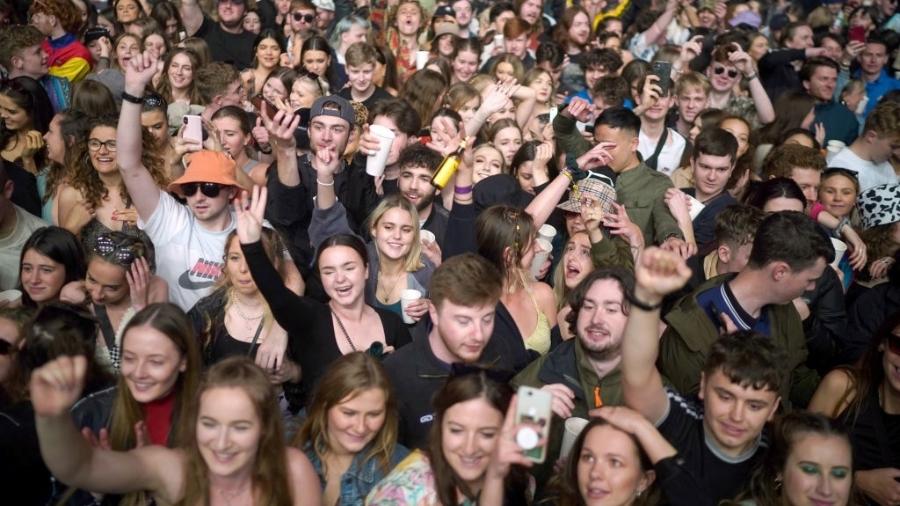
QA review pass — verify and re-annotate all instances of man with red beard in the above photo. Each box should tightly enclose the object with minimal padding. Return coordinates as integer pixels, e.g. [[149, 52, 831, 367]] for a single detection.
[[512, 269, 635, 480], [180, 0, 256, 69]]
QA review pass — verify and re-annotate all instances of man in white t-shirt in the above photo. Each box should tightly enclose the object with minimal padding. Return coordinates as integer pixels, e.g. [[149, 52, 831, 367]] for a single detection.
[[117, 51, 246, 310], [634, 74, 686, 177], [0, 161, 47, 291], [829, 101, 900, 192]]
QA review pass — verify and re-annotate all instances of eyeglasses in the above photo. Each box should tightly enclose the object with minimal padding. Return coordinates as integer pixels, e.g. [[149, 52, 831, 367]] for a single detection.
[[88, 139, 117, 152], [713, 65, 739, 78], [93, 234, 137, 265], [0, 340, 13, 356], [292, 12, 315, 22], [888, 333, 900, 356], [181, 182, 224, 198]]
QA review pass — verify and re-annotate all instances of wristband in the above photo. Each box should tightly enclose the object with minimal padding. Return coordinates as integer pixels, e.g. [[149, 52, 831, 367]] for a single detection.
[[121, 91, 144, 104], [625, 290, 663, 311], [316, 178, 335, 187], [454, 185, 473, 194], [744, 72, 757, 80]]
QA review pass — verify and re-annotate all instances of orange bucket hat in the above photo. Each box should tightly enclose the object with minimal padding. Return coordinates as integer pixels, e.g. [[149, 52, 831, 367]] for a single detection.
[[167, 151, 246, 195]]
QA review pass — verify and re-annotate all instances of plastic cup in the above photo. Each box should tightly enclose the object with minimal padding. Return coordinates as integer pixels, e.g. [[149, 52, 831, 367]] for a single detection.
[[400, 288, 422, 325], [366, 124, 396, 177], [420, 229, 436, 245], [687, 194, 706, 221], [827, 140, 846, 150], [416, 50, 430, 70], [538, 224, 556, 244], [530, 238, 552, 279], [830, 238, 847, 268], [560, 417, 589, 460]]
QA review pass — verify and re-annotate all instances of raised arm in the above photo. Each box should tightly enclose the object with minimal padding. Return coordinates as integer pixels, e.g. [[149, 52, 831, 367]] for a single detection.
[[639, 0, 678, 47], [729, 44, 774, 124], [33, 356, 178, 500], [622, 247, 692, 423], [465, 84, 514, 138], [262, 106, 302, 188], [119, 51, 163, 222], [178, 0, 204, 36]]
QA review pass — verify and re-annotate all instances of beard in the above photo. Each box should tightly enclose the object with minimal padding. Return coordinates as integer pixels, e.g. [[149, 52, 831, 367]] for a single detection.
[[411, 190, 435, 212], [578, 327, 622, 361]]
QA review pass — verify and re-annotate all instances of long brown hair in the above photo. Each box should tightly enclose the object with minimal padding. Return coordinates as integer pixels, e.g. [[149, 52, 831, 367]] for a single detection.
[[178, 357, 293, 506], [427, 370, 513, 505], [294, 352, 399, 474], [110, 303, 201, 506], [476, 204, 537, 290], [156, 48, 203, 105]]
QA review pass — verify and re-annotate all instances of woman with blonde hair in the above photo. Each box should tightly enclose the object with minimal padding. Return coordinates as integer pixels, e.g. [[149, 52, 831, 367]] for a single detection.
[[33, 354, 322, 506], [295, 352, 408, 506]]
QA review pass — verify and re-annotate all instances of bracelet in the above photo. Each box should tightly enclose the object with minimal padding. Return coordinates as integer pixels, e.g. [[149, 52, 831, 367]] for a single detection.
[[316, 178, 335, 187], [624, 290, 664, 312], [562, 168, 574, 183], [454, 185, 473, 194], [744, 73, 757, 81], [121, 91, 144, 104], [258, 143, 273, 154], [833, 217, 850, 237]]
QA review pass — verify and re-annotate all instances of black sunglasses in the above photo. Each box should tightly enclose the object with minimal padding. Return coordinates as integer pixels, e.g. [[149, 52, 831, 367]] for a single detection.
[[181, 182, 224, 198], [713, 65, 739, 78], [292, 12, 315, 22]]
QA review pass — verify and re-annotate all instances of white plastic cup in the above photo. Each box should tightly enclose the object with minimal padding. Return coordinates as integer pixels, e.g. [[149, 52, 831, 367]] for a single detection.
[[831, 238, 848, 268], [366, 124, 396, 177], [530, 238, 552, 279], [416, 50, 430, 70], [687, 194, 706, 221], [827, 140, 846, 150], [420, 229, 436, 245], [400, 288, 422, 325], [538, 224, 556, 244], [560, 417, 589, 460], [0, 289, 22, 305]]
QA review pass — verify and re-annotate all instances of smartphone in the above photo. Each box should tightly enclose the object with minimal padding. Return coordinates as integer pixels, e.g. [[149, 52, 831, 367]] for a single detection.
[[849, 26, 866, 44], [183, 114, 203, 144], [251, 94, 277, 114], [515, 386, 553, 464], [549, 106, 558, 124], [651, 61, 673, 96]]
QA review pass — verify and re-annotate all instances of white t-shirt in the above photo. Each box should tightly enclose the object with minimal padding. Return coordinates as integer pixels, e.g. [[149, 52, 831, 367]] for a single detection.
[[138, 192, 234, 310], [828, 147, 899, 192], [0, 206, 48, 290], [639, 128, 687, 178]]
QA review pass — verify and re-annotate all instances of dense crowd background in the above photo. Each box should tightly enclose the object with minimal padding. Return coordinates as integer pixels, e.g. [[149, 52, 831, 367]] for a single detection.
[[0, 0, 899, 503]]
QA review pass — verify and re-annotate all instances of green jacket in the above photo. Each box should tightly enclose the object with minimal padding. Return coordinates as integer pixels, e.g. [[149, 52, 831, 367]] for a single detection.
[[591, 230, 635, 272], [553, 114, 683, 246], [658, 274, 820, 409], [513, 339, 625, 484]]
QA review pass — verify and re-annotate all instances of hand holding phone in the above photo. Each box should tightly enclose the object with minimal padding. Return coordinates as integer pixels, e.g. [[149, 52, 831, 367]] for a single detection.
[[515, 386, 553, 463], [182, 115, 203, 144], [651, 61, 673, 96]]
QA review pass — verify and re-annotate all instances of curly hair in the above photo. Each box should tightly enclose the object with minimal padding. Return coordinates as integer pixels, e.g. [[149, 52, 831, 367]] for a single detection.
[[0, 25, 44, 69], [68, 116, 169, 210], [861, 223, 900, 267], [29, 0, 82, 34]]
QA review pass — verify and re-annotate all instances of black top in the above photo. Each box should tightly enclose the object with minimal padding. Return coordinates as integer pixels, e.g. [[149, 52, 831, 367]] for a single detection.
[[0, 402, 54, 505], [682, 188, 736, 256], [241, 240, 411, 404], [337, 86, 393, 114], [195, 16, 256, 70], [841, 384, 900, 473], [656, 388, 767, 505]]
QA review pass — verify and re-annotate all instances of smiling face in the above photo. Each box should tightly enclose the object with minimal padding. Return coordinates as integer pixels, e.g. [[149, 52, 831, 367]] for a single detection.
[[197, 386, 262, 478], [255, 37, 281, 69], [121, 324, 186, 403], [818, 174, 857, 218], [399, 164, 436, 211], [318, 245, 367, 306], [782, 433, 853, 506], [493, 126, 522, 166], [577, 425, 651, 505], [452, 49, 479, 83], [88, 125, 118, 175], [218, 0, 247, 29], [0, 93, 30, 132], [44, 114, 65, 164], [575, 278, 627, 361], [790, 168, 821, 207], [699, 368, 780, 456], [562, 232, 592, 289], [472, 145, 504, 183], [371, 207, 415, 262], [708, 60, 740, 93], [326, 387, 387, 455], [347, 62, 375, 94], [441, 396, 503, 490], [290, 78, 320, 109], [262, 76, 288, 103], [568, 12, 591, 46], [167, 52, 194, 90], [20, 249, 66, 303], [804, 66, 838, 102]]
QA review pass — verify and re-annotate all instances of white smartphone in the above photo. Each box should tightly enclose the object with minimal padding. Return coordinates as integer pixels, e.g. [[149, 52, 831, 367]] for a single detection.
[[549, 106, 558, 124], [515, 386, 553, 463], [183, 114, 203, 144]]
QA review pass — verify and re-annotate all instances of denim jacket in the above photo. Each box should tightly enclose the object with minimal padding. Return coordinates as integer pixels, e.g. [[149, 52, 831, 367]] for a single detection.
[[304, 442, 409, 505]]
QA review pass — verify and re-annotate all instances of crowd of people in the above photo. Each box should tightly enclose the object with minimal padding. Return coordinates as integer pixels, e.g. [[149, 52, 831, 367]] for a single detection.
[[0, 0, 899, 503]]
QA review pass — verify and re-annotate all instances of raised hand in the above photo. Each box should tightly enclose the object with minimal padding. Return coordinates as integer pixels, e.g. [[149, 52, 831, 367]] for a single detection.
[[260, 103, 300, 150], [126, 257, 152, 311], [728, 43, 755, 76], [541, 383, 576, 419], [30, 355, 88, 417], [679, 36, 703, 66], [580, 195, 604, 233], [480, 83, 514, 117], [634, 247, 692, 301], [590, 405, 652, 435], [604, 203, 644, 251], [124, 50, 159, 90], [564, 97, 593, 124], [486, 395, 535, 481], [663, 187, 691, 224], [233, 185, 267, 245], [575, 141, 616, 170]]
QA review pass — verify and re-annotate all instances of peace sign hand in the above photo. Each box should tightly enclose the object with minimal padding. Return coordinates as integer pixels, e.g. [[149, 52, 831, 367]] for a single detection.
[[233, 185, 267, 245]]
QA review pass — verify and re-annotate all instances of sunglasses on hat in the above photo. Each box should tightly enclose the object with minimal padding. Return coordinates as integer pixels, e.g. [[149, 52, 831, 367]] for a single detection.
[[182, 182, 224, 198], [292, 12, 315, 22], [713, 65, 739, 79]]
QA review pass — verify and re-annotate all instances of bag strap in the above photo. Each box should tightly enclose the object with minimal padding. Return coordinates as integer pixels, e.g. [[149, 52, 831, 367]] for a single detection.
[[247, 320, 265, 357], [644, 127, 668, 170], [93, 304, 117, 352]]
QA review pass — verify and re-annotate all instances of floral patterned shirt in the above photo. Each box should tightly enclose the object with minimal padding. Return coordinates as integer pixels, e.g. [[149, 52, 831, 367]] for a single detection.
[[365, 451, 476, 506]]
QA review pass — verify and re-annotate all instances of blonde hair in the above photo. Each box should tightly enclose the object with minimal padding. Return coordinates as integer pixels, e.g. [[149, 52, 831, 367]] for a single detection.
[[367, 194, 425, 272]]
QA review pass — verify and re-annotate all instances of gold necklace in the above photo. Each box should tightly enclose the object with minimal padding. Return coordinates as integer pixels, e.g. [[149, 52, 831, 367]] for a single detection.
[[377, 271, 405, 304]]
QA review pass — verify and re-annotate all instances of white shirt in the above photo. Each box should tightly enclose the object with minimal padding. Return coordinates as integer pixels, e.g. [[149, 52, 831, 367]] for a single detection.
[[0, 206, 47, 290], [639, 127, 687, 178], [138, 192, 234, 310], [829, 147, 899, 192]]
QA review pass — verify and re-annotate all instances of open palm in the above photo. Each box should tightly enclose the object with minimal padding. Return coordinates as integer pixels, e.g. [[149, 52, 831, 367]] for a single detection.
[[234, 185, 267, 244]]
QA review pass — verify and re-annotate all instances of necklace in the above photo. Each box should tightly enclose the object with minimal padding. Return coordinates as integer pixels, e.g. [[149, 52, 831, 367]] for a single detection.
[[218, 483, 249, 506], [231, 291, 264, 336], [331, 309, 358, 351], [377, 271, 405, 304]]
